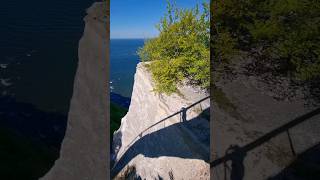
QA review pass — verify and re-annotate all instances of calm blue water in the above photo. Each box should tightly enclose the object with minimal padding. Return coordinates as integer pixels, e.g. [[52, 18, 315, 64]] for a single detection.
[[0, 0, 94, 114], [110, 39, 144, 98], [0, 2, 95, 177]]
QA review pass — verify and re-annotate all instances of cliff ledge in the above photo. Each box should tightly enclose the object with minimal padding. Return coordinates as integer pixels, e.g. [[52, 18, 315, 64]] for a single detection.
[[111, 62, 210, 179]]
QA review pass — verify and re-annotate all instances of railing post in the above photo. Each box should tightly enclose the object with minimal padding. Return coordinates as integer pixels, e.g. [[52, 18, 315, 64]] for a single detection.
[[286, 129, 296, 156]]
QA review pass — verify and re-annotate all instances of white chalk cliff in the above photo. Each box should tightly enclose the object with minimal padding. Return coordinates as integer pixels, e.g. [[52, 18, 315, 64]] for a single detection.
[[41, 2, 109, 180], [111, 63, 210, 179]]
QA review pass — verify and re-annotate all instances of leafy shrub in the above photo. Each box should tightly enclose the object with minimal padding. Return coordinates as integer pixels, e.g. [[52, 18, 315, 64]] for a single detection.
[[138, 0, 210, 94], [212, 0, 320, 81]]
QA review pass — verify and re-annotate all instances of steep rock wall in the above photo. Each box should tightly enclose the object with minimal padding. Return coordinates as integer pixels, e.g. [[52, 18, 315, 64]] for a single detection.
[[111, 62, 210, 179], [41, 2, 109, 180]]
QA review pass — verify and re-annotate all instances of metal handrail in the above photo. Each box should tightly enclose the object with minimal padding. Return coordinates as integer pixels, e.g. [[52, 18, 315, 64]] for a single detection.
[[111, 96, 210, 177], [211, 107, 320, 168]]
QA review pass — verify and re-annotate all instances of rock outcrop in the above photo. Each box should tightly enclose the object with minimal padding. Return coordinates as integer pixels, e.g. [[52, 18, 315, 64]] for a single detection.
[[41, 2, 109, 180], [211, 60, 320, 179], [111, 62, 210, 179]]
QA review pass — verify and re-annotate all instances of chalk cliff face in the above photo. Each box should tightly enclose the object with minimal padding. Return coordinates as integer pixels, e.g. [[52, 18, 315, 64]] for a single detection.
[[41, 2, 109, 180], [111, 62, 210, 179]]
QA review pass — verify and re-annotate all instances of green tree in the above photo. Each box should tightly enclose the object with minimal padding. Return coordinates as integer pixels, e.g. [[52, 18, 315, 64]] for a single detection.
[[138, 0, 210, 94]]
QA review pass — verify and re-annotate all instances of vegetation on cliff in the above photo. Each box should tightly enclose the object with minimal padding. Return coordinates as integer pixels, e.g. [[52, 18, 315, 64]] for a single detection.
[[138, 1, 210, 94], [110, 103, 127, 140], [212, 0, 320, 82]]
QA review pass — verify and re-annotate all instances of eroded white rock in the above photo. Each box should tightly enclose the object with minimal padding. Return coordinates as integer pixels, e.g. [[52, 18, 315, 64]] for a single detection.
[[112, 62, 210, 179]]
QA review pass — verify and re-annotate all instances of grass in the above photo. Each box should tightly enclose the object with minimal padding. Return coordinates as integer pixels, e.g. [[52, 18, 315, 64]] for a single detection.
[[212, 85, 236, 112], [212, 85, 246, 122], [110, 103, 128, 140]]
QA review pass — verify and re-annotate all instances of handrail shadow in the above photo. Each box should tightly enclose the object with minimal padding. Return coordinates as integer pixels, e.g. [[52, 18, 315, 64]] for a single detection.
[[210, 107, 320, 180], [268, 143, 320, 179], [111, 96, 210, 179], [114, 96, 210, 162]]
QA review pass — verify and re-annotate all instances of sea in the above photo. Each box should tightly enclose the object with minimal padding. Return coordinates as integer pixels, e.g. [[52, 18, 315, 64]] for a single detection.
[[0, 0, 94, 114], [110, 39, 145, 107], [0, 0, 95, 178]]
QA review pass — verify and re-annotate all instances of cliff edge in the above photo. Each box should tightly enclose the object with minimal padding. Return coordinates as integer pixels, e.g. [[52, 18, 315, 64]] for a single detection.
[[111, 62, 210, 179], [41, 2, 109, 180]]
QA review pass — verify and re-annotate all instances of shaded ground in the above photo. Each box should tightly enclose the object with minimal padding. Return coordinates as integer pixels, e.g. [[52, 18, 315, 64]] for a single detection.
[[112, 108, 210, 178], [211, 107, 320, 180], [269, 143, 320, 180]]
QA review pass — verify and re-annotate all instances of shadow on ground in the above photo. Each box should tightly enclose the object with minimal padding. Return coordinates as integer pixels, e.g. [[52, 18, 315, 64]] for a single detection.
[[211, 108, 320, 180], [111, 106, 210, 179], [268, 143, 320, 180]]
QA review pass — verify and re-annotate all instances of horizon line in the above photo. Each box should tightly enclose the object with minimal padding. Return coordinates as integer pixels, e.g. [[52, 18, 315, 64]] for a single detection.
[[110, 37, 156, 40]]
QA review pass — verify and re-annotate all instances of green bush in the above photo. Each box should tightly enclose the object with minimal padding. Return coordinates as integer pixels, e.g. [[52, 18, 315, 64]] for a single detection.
[[212, 0, 320, 81], [138, 0, 210, 94]]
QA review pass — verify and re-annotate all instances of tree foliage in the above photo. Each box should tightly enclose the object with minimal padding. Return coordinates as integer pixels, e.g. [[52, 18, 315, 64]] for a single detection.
[[138, 0, 210, 94], [212, 0, 320, 81]]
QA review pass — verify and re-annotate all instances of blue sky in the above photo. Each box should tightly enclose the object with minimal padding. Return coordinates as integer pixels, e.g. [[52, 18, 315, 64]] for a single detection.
[[110, 0, 208, 39]]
